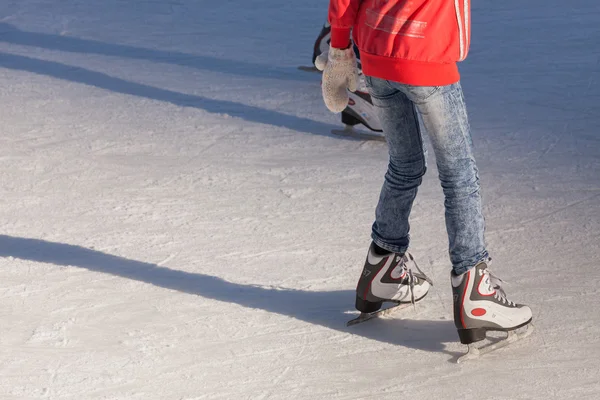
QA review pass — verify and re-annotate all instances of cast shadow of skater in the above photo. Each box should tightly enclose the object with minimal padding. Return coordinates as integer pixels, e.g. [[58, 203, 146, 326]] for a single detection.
[[0, 23, 306, 82], [0, 52, 341, 139], [0, 235, 460, 359]]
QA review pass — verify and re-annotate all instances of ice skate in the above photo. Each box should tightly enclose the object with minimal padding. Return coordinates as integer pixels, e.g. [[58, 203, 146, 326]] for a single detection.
[[347, 243, 432, 326], [334, 88, 384, 141], [304, 21, 383, 140], [298, 21, 332, 72], [335, 61, 384, 141], [451, 259, 533, 362], [312, 21, 331, 66]]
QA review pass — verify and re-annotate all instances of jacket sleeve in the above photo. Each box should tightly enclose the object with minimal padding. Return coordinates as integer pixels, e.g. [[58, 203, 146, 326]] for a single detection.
[[328, 0, 362, 49]]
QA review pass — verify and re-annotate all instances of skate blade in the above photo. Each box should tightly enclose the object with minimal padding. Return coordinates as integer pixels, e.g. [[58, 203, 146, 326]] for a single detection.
[[331, 126, 386, 142], [456, 324, 535, 363], [297, 65, 321, 73], [346, 303, 411, 327]]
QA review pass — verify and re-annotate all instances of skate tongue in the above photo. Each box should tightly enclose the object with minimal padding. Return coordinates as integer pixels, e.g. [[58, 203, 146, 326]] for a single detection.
[[488, 271, 505, 294], [485, 269, 515, 306], [478, 258, 504, 292]]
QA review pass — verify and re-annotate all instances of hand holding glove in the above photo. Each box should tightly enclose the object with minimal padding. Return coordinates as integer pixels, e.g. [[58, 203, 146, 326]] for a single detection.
[[315, 46, 359, 113]]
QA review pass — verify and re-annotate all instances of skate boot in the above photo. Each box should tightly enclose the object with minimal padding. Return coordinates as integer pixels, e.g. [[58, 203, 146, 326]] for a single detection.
[[308, 22, 383, 137], [341, 89, 382, 133], [337, 66, 384, 139], [311, 21, 331, 66], [348, 243, 432, 325], [451, 258, 534, 361]]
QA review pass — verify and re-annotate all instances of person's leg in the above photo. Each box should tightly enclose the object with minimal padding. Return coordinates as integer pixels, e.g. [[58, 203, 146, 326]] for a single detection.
[[351, 76, 431, 315], [394, 82, 532, 345], [365, 76, 426, 254], [399, 82, 487, 274]]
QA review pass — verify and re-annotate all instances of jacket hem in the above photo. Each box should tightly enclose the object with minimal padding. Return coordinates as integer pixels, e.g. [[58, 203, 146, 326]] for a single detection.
[[360, 52, 460, 86]]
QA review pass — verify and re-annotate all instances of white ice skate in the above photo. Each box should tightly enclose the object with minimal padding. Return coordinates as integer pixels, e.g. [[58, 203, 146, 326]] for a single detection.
[[333, 87, 385, 142], [451, 259, 534, 362], [347, 243, 432, 326]]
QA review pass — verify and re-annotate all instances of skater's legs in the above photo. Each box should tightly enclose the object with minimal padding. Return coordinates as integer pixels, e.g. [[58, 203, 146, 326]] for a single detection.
[[365, 76, 426, 254], [400, 82, 487, 274]]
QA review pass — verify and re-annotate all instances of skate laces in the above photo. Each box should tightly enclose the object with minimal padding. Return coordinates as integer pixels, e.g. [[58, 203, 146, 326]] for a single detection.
[[402, 253, 433, 307], [482, 260, 515, 307]]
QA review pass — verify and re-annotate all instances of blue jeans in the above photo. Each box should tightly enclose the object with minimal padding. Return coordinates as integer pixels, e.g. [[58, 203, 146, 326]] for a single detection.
[[365, 76, 488, 275]]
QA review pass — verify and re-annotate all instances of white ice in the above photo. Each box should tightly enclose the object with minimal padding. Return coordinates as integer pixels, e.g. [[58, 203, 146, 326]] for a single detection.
[[1, 1, 599, 399]]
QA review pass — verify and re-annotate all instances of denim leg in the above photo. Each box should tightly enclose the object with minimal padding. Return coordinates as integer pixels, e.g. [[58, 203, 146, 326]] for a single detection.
[[400, 82, 488, 274], [365, 77, 427, 254]]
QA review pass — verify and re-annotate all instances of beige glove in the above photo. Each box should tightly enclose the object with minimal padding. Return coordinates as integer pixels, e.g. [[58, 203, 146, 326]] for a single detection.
[[315, 46, 359, 113]]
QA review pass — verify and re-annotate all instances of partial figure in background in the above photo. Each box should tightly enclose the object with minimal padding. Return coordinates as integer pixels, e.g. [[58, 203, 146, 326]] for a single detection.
[[301, 19, 383, 140]]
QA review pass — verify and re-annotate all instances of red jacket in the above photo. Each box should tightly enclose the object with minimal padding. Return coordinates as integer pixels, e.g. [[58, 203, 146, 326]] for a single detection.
[[329, 0, 471, 86]]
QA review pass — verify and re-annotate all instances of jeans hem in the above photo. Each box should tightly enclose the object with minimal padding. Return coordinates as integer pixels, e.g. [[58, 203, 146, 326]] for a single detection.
[[452, 250, 490, 275], [371, 235, 409, 255]]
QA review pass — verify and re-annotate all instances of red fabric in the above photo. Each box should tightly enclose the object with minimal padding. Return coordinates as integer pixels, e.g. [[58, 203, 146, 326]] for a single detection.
[[328, 0, 471, 86]]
